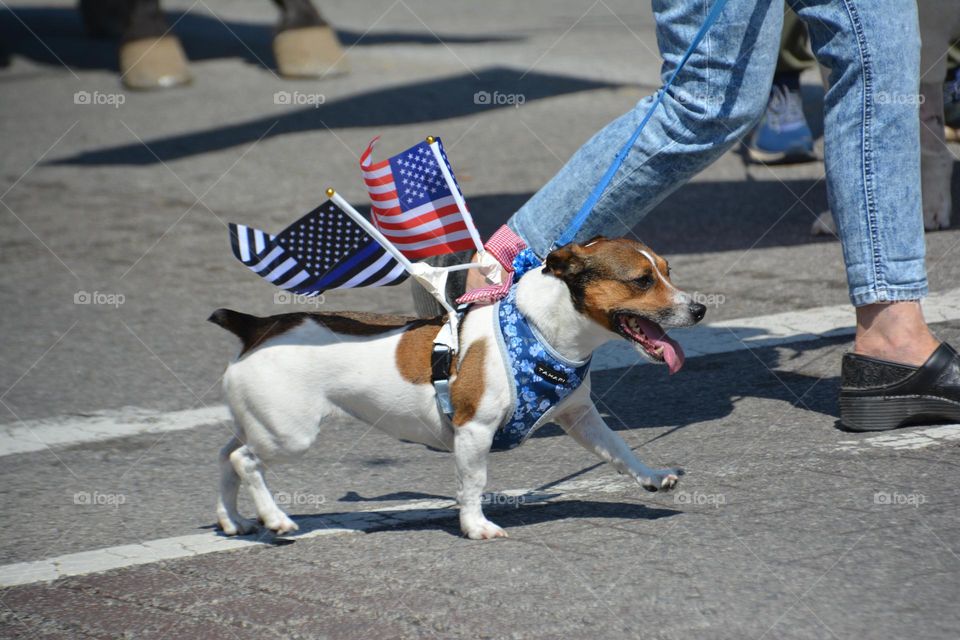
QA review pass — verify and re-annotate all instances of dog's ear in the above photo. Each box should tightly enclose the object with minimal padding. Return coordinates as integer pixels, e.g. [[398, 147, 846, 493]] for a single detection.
[[543, 244, 585, 279]]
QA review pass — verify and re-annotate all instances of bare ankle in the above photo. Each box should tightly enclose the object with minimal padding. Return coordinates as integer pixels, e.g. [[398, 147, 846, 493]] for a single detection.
[[854, 301, 939, 367]]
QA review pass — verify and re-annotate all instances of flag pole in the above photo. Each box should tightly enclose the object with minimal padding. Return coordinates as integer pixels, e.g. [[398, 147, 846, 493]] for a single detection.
[[426, 136, 485, 256], [328, 188, 462, 353], [327, 188, 416, 274]]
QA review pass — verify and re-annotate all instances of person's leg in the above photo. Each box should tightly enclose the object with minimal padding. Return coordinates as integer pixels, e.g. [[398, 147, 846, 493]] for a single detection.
[[507, 0, 784, 259], [745, 6, 817, 163], [916, 1, 960, 231], [790, 0, 939, 368], [946, 44, 960, 141], [789, 0, 960, 431], [775, 7, 816, 76]]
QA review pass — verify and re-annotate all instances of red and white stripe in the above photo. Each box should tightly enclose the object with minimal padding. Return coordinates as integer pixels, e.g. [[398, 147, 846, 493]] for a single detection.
[[457, 225, 529, 305], [360, 137, 476, 260]]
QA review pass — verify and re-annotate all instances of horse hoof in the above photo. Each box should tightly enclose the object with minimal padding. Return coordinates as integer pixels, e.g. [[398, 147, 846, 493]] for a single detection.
[[120, 35, 192, 90], [273, 26, 349, 79]]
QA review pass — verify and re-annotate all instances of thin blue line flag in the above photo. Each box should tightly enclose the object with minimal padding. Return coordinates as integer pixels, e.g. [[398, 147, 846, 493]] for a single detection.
[[228, 199, 409, 296]]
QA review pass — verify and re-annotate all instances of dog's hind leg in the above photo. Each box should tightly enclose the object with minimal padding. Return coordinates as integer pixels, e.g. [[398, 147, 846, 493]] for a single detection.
[[229, 445, 299, 535], [216, 436, 257, 535], [454, 422, 506, 540]]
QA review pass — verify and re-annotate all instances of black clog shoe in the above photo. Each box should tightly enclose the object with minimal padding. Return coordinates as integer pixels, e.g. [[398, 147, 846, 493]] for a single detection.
[[839, 343, 960, 431]]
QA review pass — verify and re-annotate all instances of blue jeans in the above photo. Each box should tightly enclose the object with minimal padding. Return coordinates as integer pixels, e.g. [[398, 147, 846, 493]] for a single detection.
[[508, 0, 927, 307]]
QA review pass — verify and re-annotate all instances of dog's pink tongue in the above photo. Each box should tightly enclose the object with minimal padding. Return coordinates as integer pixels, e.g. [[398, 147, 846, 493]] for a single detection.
[[636, 319, 686, 375], [659, 334, 685, 375]]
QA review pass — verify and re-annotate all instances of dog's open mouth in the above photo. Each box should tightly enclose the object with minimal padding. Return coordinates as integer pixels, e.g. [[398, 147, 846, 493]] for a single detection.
[[614, 313, 685, 374]]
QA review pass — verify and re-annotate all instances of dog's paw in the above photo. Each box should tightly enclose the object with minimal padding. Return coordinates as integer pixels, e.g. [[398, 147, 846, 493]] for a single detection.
[[263, 512, 299, 535], [641, 467, 684, 493], [219, 516, 258, 536], [462, 519, 508, 540]]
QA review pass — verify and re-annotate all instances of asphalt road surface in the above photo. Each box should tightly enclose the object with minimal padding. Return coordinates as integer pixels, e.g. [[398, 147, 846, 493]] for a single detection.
[[2, 1, 959, 638]]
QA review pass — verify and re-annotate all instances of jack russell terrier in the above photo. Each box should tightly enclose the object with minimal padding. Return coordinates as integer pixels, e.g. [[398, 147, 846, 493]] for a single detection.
[[210, 237, 706, 540]]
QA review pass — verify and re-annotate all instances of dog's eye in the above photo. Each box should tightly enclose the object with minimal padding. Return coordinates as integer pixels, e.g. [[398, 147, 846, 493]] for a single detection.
[[633, 275, 654, 290]]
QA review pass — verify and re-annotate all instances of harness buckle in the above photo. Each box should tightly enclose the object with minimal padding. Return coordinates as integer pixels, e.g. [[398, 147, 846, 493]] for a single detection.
[[431, 303, 469, 423], [431, 344, 455, 417]]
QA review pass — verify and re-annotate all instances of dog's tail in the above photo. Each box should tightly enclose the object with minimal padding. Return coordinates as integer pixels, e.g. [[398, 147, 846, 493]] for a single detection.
[[208, 308, 259, 344]]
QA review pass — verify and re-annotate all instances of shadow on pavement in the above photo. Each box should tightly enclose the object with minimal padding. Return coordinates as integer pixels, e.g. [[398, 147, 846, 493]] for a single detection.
[[50, 67, 621, 165], [435, 167, 954, 252], [271, 499, 680, 540], [529, 334, 846, 446], [0, 6, 524, 72], [339, 490, 450, 502]]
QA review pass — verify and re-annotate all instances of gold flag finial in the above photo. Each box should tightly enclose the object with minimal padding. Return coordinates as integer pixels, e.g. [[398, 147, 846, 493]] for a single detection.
[[425, 135, 436, 145], [325, 187, 335, 197]]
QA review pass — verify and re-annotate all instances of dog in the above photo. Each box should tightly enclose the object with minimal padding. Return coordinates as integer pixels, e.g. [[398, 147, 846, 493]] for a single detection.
[[209, 237, 706, 539]]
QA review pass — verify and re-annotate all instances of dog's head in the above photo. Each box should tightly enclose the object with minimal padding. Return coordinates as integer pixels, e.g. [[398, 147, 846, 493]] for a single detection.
[[543, 237, 705, 373]]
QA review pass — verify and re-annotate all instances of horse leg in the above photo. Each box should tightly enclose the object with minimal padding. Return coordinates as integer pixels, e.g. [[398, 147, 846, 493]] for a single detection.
[[117, 0, 191, 89], [271, 0, 348, 78]]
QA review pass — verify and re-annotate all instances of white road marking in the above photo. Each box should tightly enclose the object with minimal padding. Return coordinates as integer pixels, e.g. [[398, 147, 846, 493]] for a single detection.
[[835, 424, 960, 452], [1, 283, 957, 586], [0, 475, 631, 588], [0, 406, 230, 456], [3, 288, 958, 458]]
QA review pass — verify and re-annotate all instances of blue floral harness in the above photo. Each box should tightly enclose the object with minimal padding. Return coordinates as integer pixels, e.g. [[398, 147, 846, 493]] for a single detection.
[[489, 285, 592, 451]]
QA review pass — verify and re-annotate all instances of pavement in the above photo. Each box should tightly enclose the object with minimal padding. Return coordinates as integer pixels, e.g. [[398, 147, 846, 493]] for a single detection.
[[2, 0, 960, 638]]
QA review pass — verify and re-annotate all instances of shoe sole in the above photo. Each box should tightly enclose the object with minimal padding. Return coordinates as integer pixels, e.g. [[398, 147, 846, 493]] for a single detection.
[[839, 394, 960, 431], [746, 146, 816, 165]]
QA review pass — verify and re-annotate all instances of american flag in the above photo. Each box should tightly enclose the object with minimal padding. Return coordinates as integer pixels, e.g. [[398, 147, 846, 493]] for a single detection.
[[229, 199, 408, 295], [360, 136, 479, 260]]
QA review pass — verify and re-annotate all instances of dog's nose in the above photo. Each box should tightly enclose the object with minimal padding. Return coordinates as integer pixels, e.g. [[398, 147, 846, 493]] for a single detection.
[[689, 302, 706, 322]]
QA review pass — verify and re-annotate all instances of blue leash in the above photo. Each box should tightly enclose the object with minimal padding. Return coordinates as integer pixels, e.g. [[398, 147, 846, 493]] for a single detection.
[[553, 0, 730, 249]]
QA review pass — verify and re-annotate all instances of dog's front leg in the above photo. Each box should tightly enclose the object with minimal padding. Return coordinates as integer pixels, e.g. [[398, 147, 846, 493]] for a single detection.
[[556, 399, 682, 492], [454, 422, 507, 540], [229, 445, 299, 535]]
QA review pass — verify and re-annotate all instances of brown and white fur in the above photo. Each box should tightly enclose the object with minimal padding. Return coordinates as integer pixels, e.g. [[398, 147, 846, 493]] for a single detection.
[[210, 237, 706, 540]]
